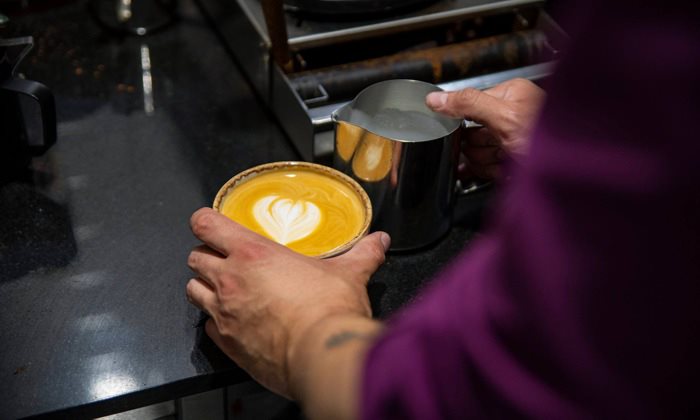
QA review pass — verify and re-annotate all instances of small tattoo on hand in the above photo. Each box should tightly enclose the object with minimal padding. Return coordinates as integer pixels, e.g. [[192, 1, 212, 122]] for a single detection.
[[325, 331, 373, 349]]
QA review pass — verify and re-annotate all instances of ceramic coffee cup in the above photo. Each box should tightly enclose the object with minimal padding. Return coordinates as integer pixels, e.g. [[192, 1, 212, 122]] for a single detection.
[[213, 161, 372, 258]]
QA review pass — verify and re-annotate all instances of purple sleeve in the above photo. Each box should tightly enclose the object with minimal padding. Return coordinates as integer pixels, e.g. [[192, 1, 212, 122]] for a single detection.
[[362, 1, 700, 418]]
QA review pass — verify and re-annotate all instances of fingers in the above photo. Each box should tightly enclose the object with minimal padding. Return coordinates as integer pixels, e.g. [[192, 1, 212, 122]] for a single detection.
[[190, 207, 263, 257], [462, 144, 503, 180], [464, 145, 502, 166], [186, 277, 217, 314], [187, 244, 225, 287], [471, 163, 501, 180], [481, 81, 512, 100], [462, 147, 502, 181], [485, 78, 544, 102], [329, 231, 390, 285], [461, 127, 504, 181], [464, 127, 500, 147], [426, 88, 506, 127]]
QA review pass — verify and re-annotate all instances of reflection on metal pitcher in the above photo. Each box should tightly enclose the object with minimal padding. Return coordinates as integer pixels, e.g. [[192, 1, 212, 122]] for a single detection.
[[332, 79, 481, 251]]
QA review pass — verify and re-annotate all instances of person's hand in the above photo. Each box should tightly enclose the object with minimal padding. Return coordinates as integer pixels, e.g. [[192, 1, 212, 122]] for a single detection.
[[186, 208, 390, 398], [426, 78, 546, 180]]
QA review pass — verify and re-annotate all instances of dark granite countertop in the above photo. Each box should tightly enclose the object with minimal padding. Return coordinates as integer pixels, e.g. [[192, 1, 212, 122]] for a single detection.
[[0, 1, 490, 418]]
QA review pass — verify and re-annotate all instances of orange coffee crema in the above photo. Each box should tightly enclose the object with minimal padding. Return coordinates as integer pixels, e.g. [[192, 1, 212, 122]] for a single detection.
[[220, 167, 366, 257]]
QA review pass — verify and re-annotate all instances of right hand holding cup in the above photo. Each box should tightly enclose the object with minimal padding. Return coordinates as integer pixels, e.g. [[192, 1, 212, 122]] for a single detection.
[[426, 78, 545, 180]]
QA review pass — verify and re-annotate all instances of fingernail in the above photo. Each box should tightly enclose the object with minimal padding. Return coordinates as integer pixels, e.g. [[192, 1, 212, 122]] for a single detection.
[[426, 92, 448, 109], [380, 232, 391, 251]]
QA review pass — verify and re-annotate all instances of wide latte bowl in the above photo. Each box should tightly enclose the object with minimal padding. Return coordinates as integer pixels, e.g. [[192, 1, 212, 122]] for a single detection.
[[213, 161, 372, 258]]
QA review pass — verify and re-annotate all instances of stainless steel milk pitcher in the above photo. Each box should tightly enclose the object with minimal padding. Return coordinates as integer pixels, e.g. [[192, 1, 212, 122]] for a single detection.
[[332, 79, 487, 251]]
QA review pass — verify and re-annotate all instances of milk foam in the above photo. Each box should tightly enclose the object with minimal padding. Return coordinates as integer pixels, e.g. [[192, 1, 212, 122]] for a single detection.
[[253, 195, 321, 245]]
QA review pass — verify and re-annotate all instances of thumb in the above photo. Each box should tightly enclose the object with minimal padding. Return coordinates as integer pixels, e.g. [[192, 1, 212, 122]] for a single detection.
[[330, 231, 391, 285], [426, 88, 506, 127]]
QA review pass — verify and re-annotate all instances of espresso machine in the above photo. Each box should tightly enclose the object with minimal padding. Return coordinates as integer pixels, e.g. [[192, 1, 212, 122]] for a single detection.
[[196, 0, 567, 162]]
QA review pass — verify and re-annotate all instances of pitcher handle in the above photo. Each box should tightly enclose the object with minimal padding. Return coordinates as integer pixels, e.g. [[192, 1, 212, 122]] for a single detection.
[[456, 179, 492, 195], [455, 119, 494, 195]]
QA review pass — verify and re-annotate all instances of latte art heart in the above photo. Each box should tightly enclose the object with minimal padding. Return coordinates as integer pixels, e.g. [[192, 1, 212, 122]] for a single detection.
[[253, 195, 321, 245], [218, 166, 367, 257]]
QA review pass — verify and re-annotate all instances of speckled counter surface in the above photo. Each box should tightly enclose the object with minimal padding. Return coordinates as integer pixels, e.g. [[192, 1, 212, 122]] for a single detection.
[[0, 1, 489, 418]]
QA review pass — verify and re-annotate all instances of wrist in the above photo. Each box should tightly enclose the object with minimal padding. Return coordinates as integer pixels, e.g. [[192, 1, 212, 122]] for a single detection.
[[286, 313, 375, 395], [286, 314, 382, 418]]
